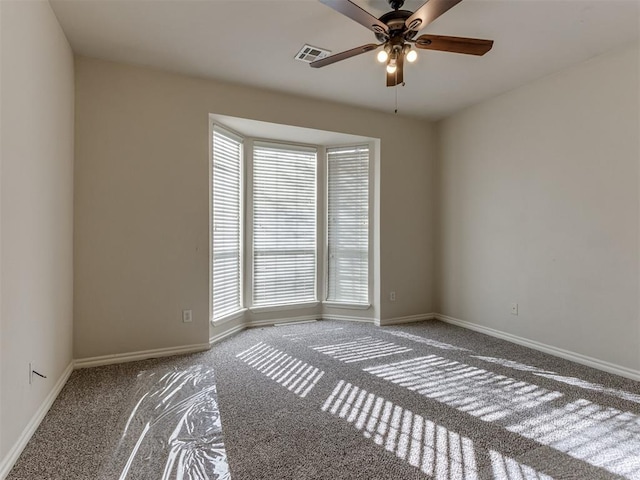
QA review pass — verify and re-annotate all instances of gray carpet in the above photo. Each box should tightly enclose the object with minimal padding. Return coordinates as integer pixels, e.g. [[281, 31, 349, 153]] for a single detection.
[[7, 320, 640, 479]]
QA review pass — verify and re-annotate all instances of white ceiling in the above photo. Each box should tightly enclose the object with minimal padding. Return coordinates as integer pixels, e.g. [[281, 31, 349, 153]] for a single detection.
[[50, 0, 639, 119]]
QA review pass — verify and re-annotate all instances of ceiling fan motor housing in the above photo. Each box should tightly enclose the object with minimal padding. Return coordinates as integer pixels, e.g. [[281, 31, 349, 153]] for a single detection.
[[375, 10, 418, 43]]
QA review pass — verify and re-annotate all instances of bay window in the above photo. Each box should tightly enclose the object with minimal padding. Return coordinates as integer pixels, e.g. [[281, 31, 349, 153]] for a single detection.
[[211, 122, 371, 324]]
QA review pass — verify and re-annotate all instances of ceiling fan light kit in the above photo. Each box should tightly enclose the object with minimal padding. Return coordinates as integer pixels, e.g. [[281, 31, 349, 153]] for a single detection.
[[311, 0, 494, 87]]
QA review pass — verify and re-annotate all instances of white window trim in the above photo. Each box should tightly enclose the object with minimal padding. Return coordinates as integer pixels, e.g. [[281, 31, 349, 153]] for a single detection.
[[367, 141, 375, 307], [213, 308, 248, 327], [316, 145, 326, 315], [249, 302, 320, 314], [244, 138, 254, 311], [322, 301, 371, 310]]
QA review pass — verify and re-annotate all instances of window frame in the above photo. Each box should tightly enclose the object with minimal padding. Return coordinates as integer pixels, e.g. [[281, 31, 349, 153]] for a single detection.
[[322, 142, 374, 309], [249, 139, 320, 310], [210, 122, 246, 326]]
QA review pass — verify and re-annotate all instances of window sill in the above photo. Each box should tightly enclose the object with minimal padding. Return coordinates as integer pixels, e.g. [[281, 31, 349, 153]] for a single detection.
[[249, 302, 320, 314], [322, 302, 371, 310], [211, 308, 247, 327]]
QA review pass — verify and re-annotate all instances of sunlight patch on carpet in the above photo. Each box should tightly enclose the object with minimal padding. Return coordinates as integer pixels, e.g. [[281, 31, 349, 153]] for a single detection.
[[507, 399, 640, 478], [281, 327, 344, 341], [365, 355, 563, 421], [367, 355, 640, 477], [489, 451, 553, 480], [236, 342, 324, 398], [473, 355, 640, 405], [385, 330, 470, 351], [311, 336, 412, 363], [322, 380, 481, 479], [471, 356, 551, 374]]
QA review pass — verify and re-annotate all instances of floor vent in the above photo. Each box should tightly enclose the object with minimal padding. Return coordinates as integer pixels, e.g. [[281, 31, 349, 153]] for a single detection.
[[295, 44, 331, 63]]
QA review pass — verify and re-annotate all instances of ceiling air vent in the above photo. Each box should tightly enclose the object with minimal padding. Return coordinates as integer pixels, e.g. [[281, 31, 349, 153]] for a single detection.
[[295, 44, 331, 63]]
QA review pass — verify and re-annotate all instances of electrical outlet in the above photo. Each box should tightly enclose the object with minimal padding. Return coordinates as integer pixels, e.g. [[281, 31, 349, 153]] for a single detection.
[[390, 291, 396, 302], [511, 303, 518, 316], [182, 309, 193, 323]]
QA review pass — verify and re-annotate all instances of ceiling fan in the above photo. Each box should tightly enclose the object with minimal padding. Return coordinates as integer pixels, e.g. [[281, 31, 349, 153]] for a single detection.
[[311, 0, 494, 86]]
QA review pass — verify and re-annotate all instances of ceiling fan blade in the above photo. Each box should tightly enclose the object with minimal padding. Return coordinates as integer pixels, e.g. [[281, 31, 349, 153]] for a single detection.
[[405, 0, 463, 33], [414, 34, 494, 55], [386, 53, 404, 87], [310, 43, 380, 68], [319, 0, 389, 36]]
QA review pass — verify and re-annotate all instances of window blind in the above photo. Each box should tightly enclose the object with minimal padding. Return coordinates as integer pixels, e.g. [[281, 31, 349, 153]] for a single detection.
[[327, 145, 369, 304], [212, 127, 242, 321], [252, 143, 317, 306]]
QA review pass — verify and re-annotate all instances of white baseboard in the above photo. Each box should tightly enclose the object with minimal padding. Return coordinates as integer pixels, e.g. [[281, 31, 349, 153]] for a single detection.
[[212, 308, 247, 327], [0, 361, 74, 480], [435, 313, 640, 382], [273, 319, 318, 327], [246, 315, 320, 328], [74, 343, 210, 369], [321, 314, 376, 324], [210, 323, 246, 345], [380, 313, 435, 327]]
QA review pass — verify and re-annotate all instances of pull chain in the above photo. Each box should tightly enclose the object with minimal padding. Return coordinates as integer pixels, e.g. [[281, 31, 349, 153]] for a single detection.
[[394, 82, 398, 114], [394, 80, 405, 114]]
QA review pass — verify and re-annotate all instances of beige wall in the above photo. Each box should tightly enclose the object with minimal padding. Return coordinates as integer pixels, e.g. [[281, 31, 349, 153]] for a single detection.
[[0, 0, 74, 464], [436, 43, 640, 371], [0, 0, 3, 458], [74, 56, 435, 359]]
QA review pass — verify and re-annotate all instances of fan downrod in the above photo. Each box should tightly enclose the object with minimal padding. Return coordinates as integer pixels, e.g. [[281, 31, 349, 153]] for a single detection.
[[388, 0, 405, 10]]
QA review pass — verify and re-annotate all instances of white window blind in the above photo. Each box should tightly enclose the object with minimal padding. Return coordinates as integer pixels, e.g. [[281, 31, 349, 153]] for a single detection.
[[211, 127, 242, 321], [252, 143, 317, 306], [327, 145, 369, 304]]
